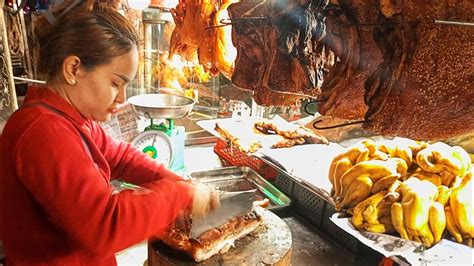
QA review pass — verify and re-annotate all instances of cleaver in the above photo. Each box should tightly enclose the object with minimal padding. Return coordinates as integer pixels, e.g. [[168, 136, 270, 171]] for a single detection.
[[189, 189, 257, 239]]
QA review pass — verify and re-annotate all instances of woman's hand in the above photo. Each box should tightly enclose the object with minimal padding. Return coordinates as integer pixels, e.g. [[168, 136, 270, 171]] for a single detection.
[[191, 182, 220, 218], [167, 182, 220, 234]]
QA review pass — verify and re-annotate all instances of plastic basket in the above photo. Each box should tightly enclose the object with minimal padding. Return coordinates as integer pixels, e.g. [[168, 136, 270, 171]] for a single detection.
[[213, 139, 278, 181]]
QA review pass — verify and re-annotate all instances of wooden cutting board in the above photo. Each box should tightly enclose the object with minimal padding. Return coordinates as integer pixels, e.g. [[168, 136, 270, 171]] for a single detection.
[[148, 207, 292, 265]]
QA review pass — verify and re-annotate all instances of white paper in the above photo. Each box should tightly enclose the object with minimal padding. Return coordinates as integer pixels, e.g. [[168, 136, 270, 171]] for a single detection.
[[257, 142, 346, 201], [196, 116, 308, 142], [330, 213, 474, 265], [196, 117, 255, 140]]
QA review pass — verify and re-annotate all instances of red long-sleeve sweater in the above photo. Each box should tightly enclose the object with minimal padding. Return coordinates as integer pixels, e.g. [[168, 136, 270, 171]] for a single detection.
[[0, 86, 194, 265]]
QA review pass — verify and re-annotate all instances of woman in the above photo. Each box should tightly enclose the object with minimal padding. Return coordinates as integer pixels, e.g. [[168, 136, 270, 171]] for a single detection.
[[0, 2, 218, 265]]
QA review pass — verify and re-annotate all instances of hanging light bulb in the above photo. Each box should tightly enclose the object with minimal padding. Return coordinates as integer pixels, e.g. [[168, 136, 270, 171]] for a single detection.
[[128, 0, 149, 10]]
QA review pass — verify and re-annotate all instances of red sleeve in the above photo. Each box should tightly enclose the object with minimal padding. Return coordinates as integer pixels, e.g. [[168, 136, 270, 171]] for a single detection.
[[15, 115, 193, 255], [90, 121, 183, 184]]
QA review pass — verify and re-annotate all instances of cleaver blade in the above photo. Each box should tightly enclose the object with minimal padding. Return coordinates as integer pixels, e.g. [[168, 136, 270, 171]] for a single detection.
[[189, 189, 257, 239]]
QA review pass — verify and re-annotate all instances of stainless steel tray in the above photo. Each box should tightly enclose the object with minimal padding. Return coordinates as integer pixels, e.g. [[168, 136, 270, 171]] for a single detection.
[[188, 166, 291, 211]]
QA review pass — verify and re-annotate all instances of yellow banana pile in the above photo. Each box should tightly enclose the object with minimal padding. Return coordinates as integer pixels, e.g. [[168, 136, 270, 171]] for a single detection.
[[334, 157, 408, 210], [391, 177, 450, 247], [329, 139, 417, 211], [352, 190, 395, 234], [445, 168, 473, 246], [328, 138, 473, 247], [416, 142, 472, 188]]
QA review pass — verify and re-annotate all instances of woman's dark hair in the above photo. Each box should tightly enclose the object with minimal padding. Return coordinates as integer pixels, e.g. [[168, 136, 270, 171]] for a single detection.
[[35, 1, 139, 80]]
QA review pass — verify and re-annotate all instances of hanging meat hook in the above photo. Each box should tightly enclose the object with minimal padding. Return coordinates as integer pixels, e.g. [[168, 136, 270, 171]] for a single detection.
[[312, 117, 365, 130], [303, 98, 327, 116], [205, 16, 270, 30], [434, 20, 474, 26]]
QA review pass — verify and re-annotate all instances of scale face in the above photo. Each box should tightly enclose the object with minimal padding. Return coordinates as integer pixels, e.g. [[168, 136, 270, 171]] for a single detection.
[[131, 130, 174, 167]]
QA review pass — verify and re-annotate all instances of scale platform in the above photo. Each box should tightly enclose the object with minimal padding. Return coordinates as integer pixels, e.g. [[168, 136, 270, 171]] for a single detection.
[[128, 94, 195, 172]]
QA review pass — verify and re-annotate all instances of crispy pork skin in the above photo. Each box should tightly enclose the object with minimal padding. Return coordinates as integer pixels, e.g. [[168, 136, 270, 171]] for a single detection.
[[318, 0, 474, 140], [160, 211, 262, 262], [362, 0, 474, 140]]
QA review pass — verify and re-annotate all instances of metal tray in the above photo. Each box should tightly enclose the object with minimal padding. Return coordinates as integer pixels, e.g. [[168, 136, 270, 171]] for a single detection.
[[188, 166, 291, 211]]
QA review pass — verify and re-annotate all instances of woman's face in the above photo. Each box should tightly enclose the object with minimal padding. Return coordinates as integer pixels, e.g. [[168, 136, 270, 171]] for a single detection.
[[67, 48, 139, 122]]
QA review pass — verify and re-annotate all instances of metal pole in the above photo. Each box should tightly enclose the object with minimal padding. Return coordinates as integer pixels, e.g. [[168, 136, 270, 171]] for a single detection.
[[434, 20, 474, 26], [18, 10, 33, 79], [13, 76, 46, 84], [0, 2, 18, 111]]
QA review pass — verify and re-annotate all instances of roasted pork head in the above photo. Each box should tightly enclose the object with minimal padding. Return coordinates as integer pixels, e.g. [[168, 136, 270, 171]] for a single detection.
[[299, 0, 474, 141], [228, 0, 330, 106]]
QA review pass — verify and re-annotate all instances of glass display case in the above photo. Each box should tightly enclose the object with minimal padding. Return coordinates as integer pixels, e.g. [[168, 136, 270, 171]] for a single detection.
[[128, 7, 221, 142]]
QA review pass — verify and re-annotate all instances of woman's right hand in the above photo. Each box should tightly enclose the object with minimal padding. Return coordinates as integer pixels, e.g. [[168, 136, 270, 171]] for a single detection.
[[190, 182, 220, 218], [174, 181, 219, 232]]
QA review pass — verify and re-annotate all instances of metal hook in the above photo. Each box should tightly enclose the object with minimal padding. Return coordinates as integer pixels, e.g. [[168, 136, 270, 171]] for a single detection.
[[304, 98, 327, 116], [342, 21, 396, 27], [312, 117, 365, 130], [204, 18, 233, 30], [205, 16, 270, 30], [144, 112, 153, 121], [147, 6, 171, 12], [434, 20, 474, 27]]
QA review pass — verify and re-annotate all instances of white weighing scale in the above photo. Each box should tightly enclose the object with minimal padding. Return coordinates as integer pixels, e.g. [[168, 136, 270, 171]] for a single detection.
[[128, 94, 195, 172]]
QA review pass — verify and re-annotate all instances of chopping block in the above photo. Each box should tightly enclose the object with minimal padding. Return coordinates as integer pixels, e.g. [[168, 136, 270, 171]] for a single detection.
[[148, 207, 292, 265]]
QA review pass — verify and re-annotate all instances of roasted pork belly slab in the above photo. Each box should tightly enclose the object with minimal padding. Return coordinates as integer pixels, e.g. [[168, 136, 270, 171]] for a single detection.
[[160, 211, 262, 262]]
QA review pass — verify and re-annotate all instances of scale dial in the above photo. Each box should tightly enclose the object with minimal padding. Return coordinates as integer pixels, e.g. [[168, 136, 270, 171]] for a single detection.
[[131, 130, 174, 167]]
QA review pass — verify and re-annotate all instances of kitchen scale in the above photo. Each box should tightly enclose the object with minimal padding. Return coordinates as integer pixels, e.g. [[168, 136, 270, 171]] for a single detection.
[[128, 94, 195, 172]]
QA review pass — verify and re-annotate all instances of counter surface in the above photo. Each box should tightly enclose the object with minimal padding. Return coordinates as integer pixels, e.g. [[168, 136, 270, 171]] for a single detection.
[[283, 216, 356, 265], [116, 144, 375, 265]]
